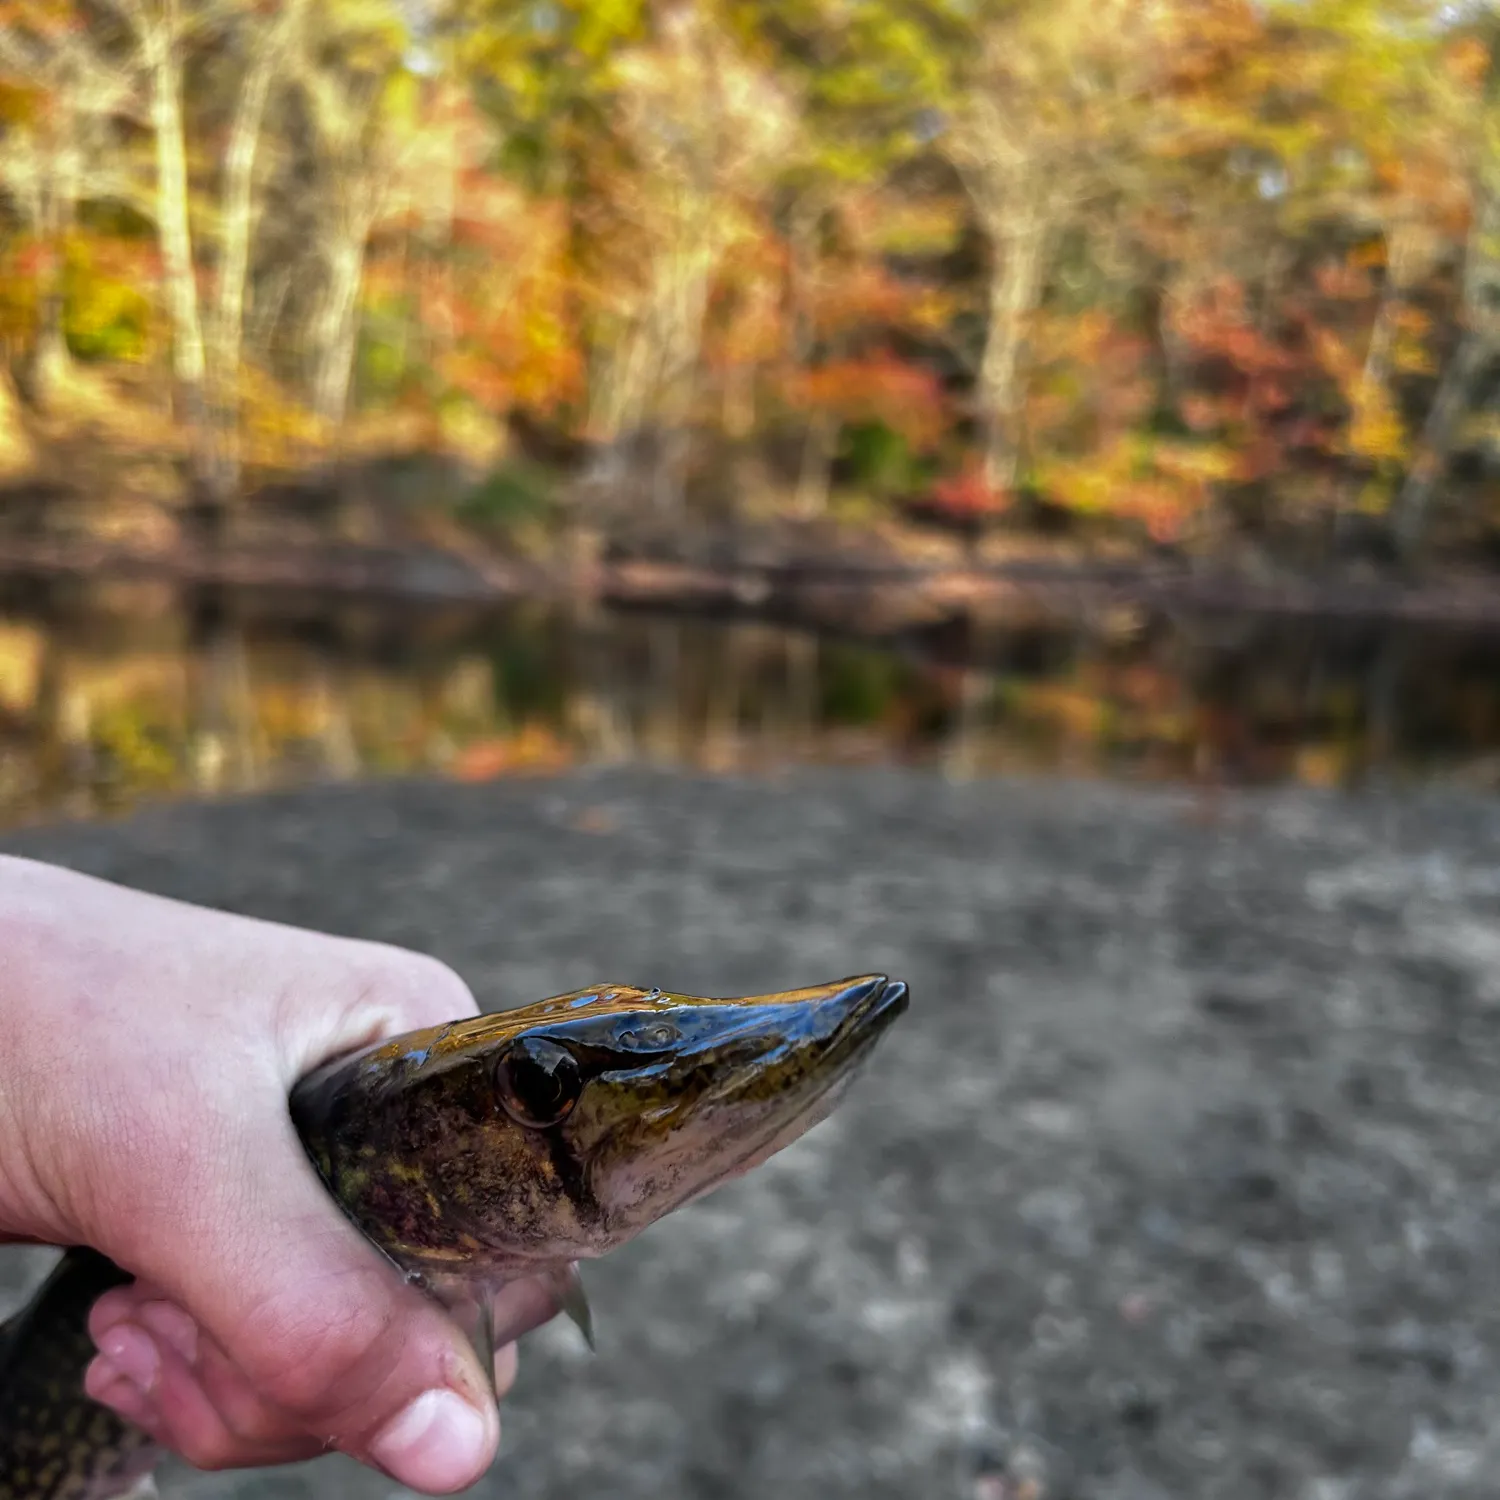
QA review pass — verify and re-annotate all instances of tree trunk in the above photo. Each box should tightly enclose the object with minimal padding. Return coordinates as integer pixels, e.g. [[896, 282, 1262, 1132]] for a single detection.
[[1390, 193, 1500, 560], [23, 250, 75, 413], [1357, 222, 1418, 395], [976, 200, 1050, 492], [208, 0, 303, 501], [1390, 332, 1489, 559], [21, 110, 80, 412], [648, 244, 713, 515], [245, 262, 292, 367], [1332, 215, 1421, 545], [311, 234, 367, 431], [145, 14, 209, 480], [585, 324, 651, 488], [0, 368, 37, 482], [795, 410, 838, 517], [786, 193, 832, 516]]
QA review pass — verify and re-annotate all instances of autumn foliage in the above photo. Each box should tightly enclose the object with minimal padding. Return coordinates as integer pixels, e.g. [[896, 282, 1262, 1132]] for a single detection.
[[0, 0, 1496, 561]]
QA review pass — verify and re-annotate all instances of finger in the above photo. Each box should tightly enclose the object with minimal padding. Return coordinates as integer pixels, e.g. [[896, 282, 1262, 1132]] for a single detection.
[[87, 1320, 325, 1470], [493, 1342, 519, 1401], [181, 1298, 524, 1438], [98, 1284, 530, 1426]]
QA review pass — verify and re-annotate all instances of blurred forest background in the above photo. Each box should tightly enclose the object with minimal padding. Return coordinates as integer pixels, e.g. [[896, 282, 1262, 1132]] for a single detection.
[[2, 0, 1500, 828], [0, 0, 1497, 570]]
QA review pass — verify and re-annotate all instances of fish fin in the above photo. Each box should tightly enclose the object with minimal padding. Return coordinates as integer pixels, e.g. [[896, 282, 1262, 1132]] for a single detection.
[[475, 1296, 498, 1401], [546, 1261, 595, 1352]]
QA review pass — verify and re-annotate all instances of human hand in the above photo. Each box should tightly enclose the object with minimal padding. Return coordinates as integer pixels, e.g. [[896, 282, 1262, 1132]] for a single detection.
[[0, 854, 557, 1493]]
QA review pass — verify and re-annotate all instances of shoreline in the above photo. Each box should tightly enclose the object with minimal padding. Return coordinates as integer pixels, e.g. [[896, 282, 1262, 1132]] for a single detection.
[[2, 533, 1500, 638]]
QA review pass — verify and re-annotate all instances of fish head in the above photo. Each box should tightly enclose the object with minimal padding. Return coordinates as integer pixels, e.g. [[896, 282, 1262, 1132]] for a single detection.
[[290, 974, 909, 1281]]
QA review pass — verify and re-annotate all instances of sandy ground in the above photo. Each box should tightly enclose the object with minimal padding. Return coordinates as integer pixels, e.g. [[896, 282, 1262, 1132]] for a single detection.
[[3, 768, 1500, 1500]]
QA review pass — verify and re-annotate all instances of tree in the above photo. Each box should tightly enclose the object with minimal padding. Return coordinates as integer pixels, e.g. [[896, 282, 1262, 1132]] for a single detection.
[[939, 0, 1167, 492], [111, 0, 208, 472], [205, 0, 309, 498], [584, 2, 794, 512], [1391, 22, 1500, 556], [0, 0, 141, 406]]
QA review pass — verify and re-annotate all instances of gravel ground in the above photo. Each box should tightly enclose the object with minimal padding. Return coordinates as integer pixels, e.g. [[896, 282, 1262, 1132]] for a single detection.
[[3, 769, 1500, 1500]]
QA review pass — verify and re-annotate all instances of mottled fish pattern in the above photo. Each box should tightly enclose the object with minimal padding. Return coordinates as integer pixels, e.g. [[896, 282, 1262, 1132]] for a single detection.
[[0, 1251, 157, 1500]]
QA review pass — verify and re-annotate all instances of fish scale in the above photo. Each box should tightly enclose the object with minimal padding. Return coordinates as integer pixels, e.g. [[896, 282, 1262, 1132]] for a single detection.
[[0, 974, 908, 1499], [0, 1251, 157, 1500]]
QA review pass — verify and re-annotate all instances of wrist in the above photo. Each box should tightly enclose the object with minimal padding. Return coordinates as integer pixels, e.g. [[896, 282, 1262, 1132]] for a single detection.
[[0, 856, 90, 1245]]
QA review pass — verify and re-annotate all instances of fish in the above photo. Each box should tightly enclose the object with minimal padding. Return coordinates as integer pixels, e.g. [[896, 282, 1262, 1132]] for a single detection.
[[0, 974, 909, 1499]]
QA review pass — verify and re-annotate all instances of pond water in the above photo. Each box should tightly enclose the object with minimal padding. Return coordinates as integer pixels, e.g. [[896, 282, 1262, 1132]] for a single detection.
[[1, 583, 1499, 827]]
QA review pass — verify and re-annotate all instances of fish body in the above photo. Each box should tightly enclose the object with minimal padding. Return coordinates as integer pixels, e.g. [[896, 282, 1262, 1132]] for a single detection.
[[0, 1252, 156, 1500], [0, 974, 908, 1499]]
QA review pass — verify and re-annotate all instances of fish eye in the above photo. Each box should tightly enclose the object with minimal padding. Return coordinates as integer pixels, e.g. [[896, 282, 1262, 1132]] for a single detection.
[[618, 1021, 680, 1052], [494, 1037, 582, 1128]]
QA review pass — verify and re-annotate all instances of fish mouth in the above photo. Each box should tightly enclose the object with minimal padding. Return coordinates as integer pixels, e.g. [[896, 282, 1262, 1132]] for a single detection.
[[823, 973, 910, 1052], [684, 975, 909, 1198], [669, 978, 912, 1200]]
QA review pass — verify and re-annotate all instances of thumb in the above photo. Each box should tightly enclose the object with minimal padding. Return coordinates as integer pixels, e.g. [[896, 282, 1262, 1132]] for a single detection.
[[102, 1098, 501, 1493]]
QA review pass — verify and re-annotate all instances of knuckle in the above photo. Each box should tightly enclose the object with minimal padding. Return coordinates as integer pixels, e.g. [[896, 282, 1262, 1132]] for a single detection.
[[395, 951, 476, 1015], [281, 944, 477, 1073], [217, 1384, 315, 1450], [86, 1287, 135, 1338], [360, 946, 476, 1028]]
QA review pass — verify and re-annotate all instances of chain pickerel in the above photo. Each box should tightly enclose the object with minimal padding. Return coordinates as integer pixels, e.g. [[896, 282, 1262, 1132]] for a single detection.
[[0, 974, 909, 1500]]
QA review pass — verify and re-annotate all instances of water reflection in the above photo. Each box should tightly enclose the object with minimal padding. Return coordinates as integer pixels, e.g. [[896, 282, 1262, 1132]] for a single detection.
[[0, 590, 1498, 827]]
